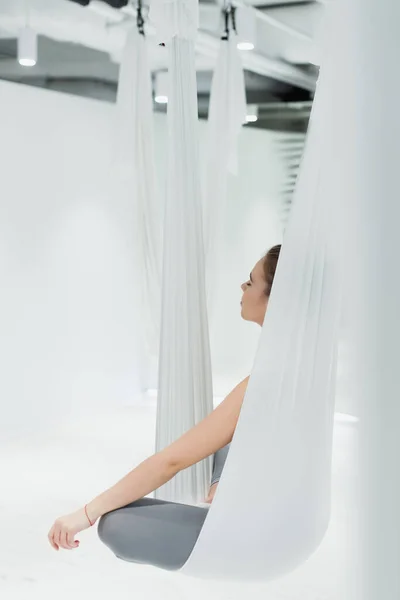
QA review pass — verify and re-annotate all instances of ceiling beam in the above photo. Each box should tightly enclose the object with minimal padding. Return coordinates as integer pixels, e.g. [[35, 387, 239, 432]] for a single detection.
[[196, 29, 316, 91], [0, 57, 118, 82], [234, 0, 313, 42], [255, 1, 316, 9], [0, 0, 317, 92]]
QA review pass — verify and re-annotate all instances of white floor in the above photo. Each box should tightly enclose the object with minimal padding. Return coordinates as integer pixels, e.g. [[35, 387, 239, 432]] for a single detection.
[[0, 400, 358, 600]]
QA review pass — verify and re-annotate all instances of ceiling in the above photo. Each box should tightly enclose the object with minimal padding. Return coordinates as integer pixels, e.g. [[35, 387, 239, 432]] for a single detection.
[[0, 0, 325, 131]]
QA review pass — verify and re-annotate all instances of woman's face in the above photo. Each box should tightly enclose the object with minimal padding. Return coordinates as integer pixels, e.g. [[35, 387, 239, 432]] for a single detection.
[[240, 258, 268, 326]]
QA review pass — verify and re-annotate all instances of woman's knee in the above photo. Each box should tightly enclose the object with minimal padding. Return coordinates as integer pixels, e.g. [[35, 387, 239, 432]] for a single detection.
[[98, 506, 149, 564], [98, 511, 123, 552], [97, 500, 207, 570]]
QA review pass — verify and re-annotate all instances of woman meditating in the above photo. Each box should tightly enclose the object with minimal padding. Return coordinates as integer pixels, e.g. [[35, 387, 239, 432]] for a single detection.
[[48, 245, 281, 570]]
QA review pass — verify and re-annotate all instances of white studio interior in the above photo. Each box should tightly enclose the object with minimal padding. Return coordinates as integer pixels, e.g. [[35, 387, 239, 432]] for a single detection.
[[0, 1, 399, 599]]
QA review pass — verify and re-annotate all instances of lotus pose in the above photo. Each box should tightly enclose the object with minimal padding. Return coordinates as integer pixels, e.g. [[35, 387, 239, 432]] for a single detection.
[[48, 246, 281, 570]]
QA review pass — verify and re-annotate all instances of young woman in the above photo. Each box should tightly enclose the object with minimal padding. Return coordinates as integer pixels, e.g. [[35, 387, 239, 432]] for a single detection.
[[48, 245, 281, 570]]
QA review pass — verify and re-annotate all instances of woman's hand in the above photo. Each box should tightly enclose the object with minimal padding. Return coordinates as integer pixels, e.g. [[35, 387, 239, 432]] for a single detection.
[[48, 508, 95, 551]]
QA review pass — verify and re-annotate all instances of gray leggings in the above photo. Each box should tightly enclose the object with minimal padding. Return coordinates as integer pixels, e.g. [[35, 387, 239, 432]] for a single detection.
[[98, 444, 230, 571]]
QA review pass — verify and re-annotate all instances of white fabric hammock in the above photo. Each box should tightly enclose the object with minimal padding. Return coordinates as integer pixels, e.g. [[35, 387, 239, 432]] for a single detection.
[[151, 0, 213, 504], [177, 0, 346, 580], [113, 25, 162, 381], [203, 31, 247, 318]]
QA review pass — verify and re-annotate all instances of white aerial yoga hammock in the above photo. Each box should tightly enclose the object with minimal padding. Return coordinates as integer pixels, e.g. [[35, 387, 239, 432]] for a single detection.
[[113, 18, 162, 372], [178, 0, 347, 579], [150, 0, 214, 503], [148, 0, 348, 579], [152, 1, 247, 504], [202, 11, 247, 317]]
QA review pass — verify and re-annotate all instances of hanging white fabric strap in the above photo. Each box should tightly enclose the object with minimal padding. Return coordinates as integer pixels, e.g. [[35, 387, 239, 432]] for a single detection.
[[151, 0, 213, 504], [203, 30, 247, 317], [113, 25, 162, 375]]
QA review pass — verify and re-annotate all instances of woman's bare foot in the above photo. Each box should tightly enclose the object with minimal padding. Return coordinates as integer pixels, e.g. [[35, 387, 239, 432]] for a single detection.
[[204, 482, 219, 504]]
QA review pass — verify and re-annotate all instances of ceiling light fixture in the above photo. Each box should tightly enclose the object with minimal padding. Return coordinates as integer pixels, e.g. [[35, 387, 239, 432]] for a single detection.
[[237, 41, 255, 51], [155, 71, 169, 104], [18, 26, 37, 67], [245, 105, 258, 123], [236, 6, 256, 52]]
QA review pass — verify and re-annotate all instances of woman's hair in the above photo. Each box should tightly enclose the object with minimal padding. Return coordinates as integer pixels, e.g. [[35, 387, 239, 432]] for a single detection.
[[263, 245, 281, 297]]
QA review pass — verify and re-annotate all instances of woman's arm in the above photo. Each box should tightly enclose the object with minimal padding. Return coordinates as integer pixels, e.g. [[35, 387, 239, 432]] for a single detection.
[[48, 376, 250, 551], [87, 375, 249, 523]]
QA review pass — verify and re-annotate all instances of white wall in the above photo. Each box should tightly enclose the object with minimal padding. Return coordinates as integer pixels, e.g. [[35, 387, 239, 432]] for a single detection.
[[206, 127, 284, 392], [0, 79, 288, 436]]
